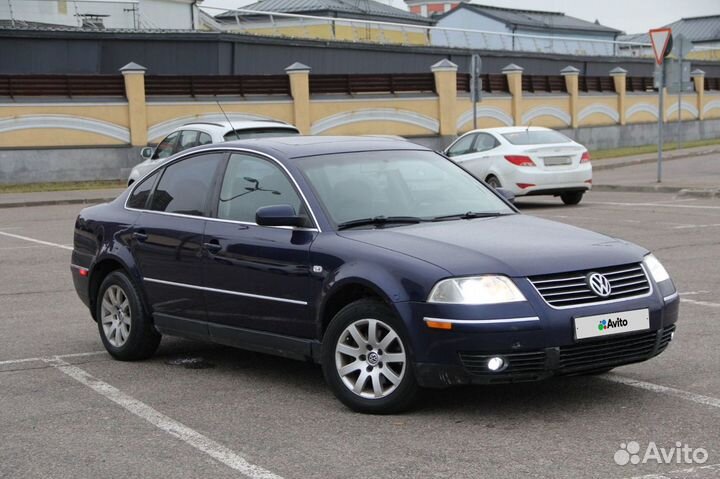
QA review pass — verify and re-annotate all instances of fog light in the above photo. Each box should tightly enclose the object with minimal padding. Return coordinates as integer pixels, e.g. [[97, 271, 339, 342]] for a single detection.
[[487, 356, 505, 372], [670, 332, 675, 341]]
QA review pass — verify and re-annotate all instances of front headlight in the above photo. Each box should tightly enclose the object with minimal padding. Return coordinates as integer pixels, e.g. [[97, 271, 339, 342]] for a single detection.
[[643, 254, 670, 283], [428, 276, 526, 304]]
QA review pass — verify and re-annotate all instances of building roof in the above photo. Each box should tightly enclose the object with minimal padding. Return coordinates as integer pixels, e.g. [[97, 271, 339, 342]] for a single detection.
[[215, 0, 434, 25], [437, 3, 621, 34], [619, 14, 720, 44]]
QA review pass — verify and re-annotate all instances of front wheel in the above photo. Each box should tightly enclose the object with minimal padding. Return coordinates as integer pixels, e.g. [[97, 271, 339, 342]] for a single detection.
[[322, 299, 418, 414], [96, 271, 160, 361], [561, 191, 584, 205]]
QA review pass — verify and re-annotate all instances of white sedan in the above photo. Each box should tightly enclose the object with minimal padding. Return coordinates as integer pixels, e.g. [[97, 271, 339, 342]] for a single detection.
[[444, 126, 592, 205]]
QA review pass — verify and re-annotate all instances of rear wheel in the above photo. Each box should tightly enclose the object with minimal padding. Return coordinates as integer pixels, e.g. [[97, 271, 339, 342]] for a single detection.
[[322, 299, 418, 414], [485, 175, 502, 189], [96, 271, 160, 361], [561, 191, 584, 205]]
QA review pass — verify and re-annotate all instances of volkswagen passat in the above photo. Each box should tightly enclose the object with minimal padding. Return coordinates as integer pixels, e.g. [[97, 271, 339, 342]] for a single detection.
[[444, 126, 592, 205], [71, 137, 678, 414]]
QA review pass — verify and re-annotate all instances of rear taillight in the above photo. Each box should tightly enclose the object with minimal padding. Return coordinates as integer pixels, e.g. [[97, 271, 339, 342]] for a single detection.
[[505, 155, 536, 167], [580, 151, 591, 163]]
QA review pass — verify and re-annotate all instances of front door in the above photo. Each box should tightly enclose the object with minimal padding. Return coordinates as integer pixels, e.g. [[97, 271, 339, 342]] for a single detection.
[[203, 152, 317, 339], [130, 152, 226, 325]]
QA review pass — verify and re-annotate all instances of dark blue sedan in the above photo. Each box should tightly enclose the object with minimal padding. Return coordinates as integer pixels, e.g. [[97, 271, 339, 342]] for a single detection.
[[71, 137, 679, 413]]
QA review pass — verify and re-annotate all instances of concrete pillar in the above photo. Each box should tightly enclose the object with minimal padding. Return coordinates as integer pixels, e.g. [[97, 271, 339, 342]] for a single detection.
[[691, 69, 706, 120], [502, 63, 524, 126], [610, 67, 628, 125], [561, 66, 580, 128], [285, 62, 312, 135], [120, 62, 148, 147], [431, 59, 458, 136]]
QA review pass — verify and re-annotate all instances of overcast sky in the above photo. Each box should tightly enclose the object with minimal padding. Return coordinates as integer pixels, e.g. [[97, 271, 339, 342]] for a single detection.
[[200, 0, 719, 34]]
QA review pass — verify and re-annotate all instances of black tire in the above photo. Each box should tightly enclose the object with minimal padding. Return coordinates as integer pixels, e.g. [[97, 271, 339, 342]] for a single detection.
[[322, 299, 418, 414], [561, 191, 584, 205], [485, 175, 502, 189], [96, 271, 160, 361]]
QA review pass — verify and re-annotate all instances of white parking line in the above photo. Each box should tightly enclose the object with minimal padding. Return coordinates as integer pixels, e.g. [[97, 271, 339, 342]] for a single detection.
[[0, 231, 72, 250], [586, 201, 720, 211], [682, 298, 720, 308], [604, 374, 720, 410], [0, 350, 106, 366], [630, 463, 720, 479], [44, 356, 283, 479]]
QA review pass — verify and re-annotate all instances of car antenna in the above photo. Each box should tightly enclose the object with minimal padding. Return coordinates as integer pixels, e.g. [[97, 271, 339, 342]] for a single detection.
[[216, 100, 239, 140]]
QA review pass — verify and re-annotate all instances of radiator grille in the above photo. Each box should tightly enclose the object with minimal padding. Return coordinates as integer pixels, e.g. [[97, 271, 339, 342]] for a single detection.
[[529, 263, 651, 308]]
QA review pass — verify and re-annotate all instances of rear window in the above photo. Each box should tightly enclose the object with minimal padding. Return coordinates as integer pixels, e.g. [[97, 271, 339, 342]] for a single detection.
[[224, 127, 299, 141], [502, 130, 572, 145]]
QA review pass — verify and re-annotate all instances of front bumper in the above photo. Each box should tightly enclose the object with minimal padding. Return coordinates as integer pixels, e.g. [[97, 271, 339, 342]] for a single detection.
[[397, 286, 679, 388], [414, 324, 676, 387]]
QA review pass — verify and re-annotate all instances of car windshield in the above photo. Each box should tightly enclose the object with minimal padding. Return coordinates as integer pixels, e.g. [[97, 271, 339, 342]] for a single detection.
[[502, 130, 572, 145], [296, 150, 515, 227], [224, 128, 299, 141]]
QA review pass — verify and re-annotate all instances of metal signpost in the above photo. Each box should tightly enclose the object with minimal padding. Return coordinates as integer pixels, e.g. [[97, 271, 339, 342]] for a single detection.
[[671, 34, 693, 149], [470, 54, 482, 129], [649, 28, 673, 183]]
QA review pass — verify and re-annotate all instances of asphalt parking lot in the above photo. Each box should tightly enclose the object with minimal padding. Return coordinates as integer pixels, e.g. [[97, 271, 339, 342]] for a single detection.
[[1, 190, 719, 479]]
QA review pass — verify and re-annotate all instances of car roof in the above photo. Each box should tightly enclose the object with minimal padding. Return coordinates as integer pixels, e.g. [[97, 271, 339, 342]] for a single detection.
[[178, 120, 298, 133], [467, 126, 553, 135], [214, 136, 428, 159]]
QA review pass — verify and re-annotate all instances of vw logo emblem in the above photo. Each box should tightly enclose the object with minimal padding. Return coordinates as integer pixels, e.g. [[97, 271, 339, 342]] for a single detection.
[[587, 272, 612, 298]]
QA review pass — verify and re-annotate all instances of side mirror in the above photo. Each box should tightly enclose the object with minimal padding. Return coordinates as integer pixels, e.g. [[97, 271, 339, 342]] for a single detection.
[[256, 204, 307, 228], [140, 147, 154, 160], [496, 188, 515, 204]]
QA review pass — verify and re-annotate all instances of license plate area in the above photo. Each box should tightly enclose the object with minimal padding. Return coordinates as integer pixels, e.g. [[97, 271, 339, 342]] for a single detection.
[[574, 308, 650, 340], [543, 156, 572, 166]]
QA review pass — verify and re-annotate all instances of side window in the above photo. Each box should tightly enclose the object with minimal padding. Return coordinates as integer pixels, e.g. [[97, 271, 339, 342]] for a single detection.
[[198, 132, 213, 146], [217, 153, 305, 224], [149, 153, 224, 216], [446, 134, 476, 157], [152, 131, 180, 160], [177, 130, 200, 153], [474, 133, 499, 153], [127, 170, 159, 210]]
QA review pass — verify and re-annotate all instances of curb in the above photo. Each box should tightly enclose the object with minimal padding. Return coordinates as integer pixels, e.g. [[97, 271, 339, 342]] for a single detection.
[[593, 147, 720, 171], [0, 197, 116, 209], [593, 184, 719, 198]]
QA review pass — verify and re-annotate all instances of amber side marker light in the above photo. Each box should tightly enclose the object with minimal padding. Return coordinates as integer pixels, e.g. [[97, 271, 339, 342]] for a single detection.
[[425, 319, 453, 330]]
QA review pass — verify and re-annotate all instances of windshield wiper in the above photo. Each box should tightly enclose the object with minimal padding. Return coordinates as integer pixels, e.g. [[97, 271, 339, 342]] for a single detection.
[[337, 216, 426, 230], [432, 211, 510, 222]]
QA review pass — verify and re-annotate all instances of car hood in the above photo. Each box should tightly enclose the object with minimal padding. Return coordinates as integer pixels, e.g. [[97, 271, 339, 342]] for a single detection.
[[338, 214, 648, 277]]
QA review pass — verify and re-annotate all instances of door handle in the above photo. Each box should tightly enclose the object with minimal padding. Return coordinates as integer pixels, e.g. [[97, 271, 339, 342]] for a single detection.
[[203, 241, 222, 254], [132, 231, 148, 242]]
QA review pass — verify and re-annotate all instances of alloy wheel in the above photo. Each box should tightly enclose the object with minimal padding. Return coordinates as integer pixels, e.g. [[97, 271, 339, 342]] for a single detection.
[[101, 285, 132, 347], [334, 318, 407, 399]]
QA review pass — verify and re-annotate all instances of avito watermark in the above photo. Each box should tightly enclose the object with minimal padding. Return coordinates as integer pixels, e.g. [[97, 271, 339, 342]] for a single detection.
[[614, 441, 708, 466]]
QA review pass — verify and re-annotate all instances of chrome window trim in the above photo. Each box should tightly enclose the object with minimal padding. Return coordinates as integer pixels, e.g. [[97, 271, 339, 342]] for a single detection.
[[424, 316, 539, 324], [144, 277, 308, 306], [124, 146, 322, 232], [527, 263, 654, 310]]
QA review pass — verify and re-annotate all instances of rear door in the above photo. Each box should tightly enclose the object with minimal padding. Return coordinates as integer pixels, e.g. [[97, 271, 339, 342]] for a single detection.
[[130, 151, 226, 330], [458, 132, 502, 178], [202, 152, 317, 339]]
